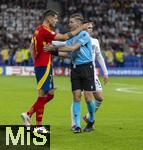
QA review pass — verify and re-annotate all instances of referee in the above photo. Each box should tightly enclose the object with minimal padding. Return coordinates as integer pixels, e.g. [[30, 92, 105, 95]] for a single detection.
[[44, 14, 96, 133]]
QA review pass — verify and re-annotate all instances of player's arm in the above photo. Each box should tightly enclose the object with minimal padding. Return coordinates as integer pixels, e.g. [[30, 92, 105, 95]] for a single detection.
[[95, 40, 109, 84], [44, 31, 89, 52], [29, 39, 34, 62], [44, 42, 80, 52], [97, 53, 109, 85], [97, 53, 108, 75], [54, 23, 91, 41], [52, 41, 66, 47], [49, 41, 69, 57], [52, 41, 73, 53]]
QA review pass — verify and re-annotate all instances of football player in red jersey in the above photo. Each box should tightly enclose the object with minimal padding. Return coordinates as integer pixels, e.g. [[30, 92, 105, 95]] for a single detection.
[[21, 10, 90, 133]]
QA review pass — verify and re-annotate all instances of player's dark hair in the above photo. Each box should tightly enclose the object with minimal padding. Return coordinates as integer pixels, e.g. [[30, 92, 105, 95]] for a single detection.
[[43, 9, 59, 20], [70, 13, 84, 24], [84, 19, 95, 29]]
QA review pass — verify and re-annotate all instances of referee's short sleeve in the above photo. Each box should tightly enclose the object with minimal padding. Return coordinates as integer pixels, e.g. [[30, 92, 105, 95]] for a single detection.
[[77, 32, 90, 46], [66, 39, 72, 46]]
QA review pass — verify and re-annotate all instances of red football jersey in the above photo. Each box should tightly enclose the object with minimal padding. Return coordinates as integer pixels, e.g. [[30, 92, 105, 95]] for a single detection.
[[32, 25, 56, 67]]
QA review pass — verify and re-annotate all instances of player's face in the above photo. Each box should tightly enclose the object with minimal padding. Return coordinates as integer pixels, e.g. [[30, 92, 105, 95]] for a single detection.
[[68, 18, 79, 31], [48, 15, 59, 28], [86, 24, 93, 36]]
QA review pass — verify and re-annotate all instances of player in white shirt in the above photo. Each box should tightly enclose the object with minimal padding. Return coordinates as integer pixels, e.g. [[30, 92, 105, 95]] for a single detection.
[[70, 23, 109, 130], [82, 23, 109, 128]]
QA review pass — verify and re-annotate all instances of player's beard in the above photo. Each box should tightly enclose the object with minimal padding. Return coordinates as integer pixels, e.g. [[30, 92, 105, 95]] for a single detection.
[[50, 22, 57, 31]]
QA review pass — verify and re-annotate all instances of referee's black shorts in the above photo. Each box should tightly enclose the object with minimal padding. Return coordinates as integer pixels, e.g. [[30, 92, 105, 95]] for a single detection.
[[71, 62, 96, 91]]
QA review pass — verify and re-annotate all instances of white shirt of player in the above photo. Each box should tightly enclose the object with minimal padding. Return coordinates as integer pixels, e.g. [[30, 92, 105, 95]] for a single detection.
[[90, 37, 108, 76]]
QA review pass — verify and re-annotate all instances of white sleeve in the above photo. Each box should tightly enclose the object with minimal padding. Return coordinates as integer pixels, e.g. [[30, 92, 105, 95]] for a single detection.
[[95, 40, 108, 76], [52, 41, 67, 46], [97, 53, 108, 75]]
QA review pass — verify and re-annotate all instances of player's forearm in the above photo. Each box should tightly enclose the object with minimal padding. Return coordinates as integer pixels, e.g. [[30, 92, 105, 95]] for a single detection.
[[97, 54, 108, 75], [57, 27, 82, 41], [52, 41, 66, 47], [54, 23, 90, 40], [68, 27, 83, 39], [30, 43, 34, 62]]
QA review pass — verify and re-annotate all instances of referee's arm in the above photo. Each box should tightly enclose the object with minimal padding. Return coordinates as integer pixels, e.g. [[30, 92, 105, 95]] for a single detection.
[[44, 42, 80, 52], [58, 42, 80, 52]]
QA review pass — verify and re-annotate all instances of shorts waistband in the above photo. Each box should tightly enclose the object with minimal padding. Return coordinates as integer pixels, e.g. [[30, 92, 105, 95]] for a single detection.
[[71, 62, 93, 68]]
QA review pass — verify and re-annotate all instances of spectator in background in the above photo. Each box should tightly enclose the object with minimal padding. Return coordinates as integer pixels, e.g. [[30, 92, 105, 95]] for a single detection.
[[1, 46, 9, 65], [115, 49, 124, 67], [104, 47, 114, 67], [21, 47, 30, 66], [14, 49, 23, 66], [62, 57, 71, 68], [0, 0, 143, 67]]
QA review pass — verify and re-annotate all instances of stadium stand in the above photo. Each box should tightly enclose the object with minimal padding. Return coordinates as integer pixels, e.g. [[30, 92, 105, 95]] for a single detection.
[[59, 0, 143, 67], [0, 0, 143, 67]]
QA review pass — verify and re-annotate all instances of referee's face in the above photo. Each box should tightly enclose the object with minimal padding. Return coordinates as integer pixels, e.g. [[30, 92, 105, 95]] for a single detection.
[[68, 18, 79, 31]]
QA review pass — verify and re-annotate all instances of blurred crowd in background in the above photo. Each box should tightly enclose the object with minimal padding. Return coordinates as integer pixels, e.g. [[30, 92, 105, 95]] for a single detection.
[[0, 0, 143, 67]]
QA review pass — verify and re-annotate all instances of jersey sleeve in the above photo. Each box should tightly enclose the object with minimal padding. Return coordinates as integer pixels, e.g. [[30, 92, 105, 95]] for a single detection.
[[66, 39, 73, 46], [52, 41, 67, 46], [44, 29, 56, 42], [97, 53, 108, 75], [50, 32, 56, 40], [95, 40, 101, 54], [77, 32, 90, 46]]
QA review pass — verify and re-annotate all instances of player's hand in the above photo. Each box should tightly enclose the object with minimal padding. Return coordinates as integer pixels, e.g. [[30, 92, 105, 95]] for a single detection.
[[104, 75, 109, 85], [44, 44, 55, 52], [82, 22, 93, 30]]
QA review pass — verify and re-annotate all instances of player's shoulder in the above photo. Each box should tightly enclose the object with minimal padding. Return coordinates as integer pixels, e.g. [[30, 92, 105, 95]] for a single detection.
[[79, 31, 89, 37], [35, 25, 43, 32], [90, 37, 99, 43], [38, 25, 55, 35], [91, 37, 100, 45], [33, 25, 43, 36]]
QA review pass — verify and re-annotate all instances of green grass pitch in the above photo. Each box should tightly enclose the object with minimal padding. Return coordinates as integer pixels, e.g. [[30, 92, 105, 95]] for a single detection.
[[0, 76, 143, 150]]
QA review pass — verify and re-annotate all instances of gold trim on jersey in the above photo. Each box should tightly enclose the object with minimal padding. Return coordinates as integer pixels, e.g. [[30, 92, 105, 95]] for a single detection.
[[42, 25, 55, 34]]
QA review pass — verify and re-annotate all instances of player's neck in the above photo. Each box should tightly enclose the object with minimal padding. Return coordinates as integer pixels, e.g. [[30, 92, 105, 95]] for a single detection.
[[43, 23, 50, 28], [42, 22, 52, 30]]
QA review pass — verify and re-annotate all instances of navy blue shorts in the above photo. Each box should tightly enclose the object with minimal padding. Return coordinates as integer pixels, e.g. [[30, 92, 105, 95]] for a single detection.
[[34, 66, 53, 92]]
